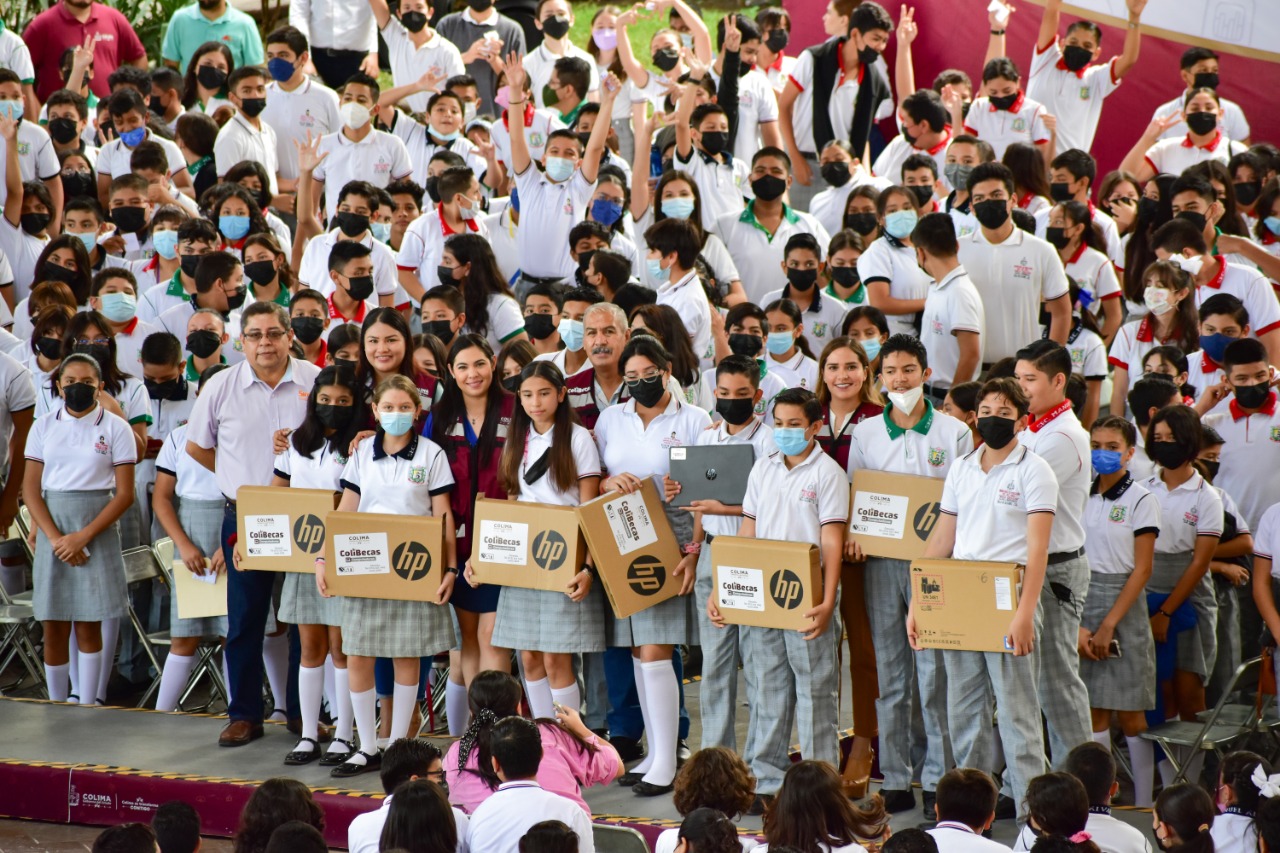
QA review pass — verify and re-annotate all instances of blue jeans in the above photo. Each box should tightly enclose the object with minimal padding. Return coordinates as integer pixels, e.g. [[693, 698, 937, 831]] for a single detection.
[[223, 504, 301, 723], [604, 647, 690, 740]]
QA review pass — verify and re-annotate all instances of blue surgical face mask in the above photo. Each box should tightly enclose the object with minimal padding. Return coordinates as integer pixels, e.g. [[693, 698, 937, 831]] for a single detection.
[[0, 100, 23, 122], [371, 221, 392, 243], [153, 229, 179, 260], [69, 229, 98, 254], [120, 126, 147, 148], [591, 198, 623, 226], [379, 411, 415, 436], [432, 127, 461, 142], [861, 337, 882, 361], [1091, 448, 1124, 475], [545, 156, 575, 182], [646, 257, 670, 284], [661, 197, 696, 220], [220, 214, 251, 240], [267, 57, 296, 83], [1199, 332, 1236, 365], [766, 331, 794, 355], [559, 318, 584, 352], [884, 209, 919, 239], [773, 426, 811, 456], [100, 292, 137, 323], [1265, 216, 1280, 237]]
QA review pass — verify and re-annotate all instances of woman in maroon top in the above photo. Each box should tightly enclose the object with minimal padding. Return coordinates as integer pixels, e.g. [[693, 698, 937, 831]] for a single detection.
[[429, 333, 515, 684], [814, 335, 883, 798], [355, 309, 439, 425]]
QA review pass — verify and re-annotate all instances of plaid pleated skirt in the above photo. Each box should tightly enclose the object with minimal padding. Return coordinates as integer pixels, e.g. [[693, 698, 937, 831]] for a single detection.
[[491, 580, 608, 653], [608, 503, 700, 648], [32, 490, 127, 622], [279, 569, 342, 627], [1078, 571, 1156, 711], [169, 497, 228, 639], [1149, 550, 1218, 680], [340, 596, 457, 658]]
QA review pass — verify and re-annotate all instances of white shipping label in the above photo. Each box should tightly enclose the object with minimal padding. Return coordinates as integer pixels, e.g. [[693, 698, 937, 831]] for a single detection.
[[994, 576, 1013, 611], [717, 566, 765, 612], [479, 519, 529, 566], [848, 491, 908, 540], [602, 493, 659, 555], [334, 533, 391, 576], [245, 515, 292, 557]]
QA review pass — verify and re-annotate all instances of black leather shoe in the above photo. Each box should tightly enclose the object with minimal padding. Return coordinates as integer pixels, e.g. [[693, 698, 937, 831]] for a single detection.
[[633, 780, 674, 797], [923, 790, 937, 822], [995, 794, 1017, 820], [611, 735, 645, 762], [319, 738, 356, 767], [284, 737, 322, 766], [331, 751, 381, 778], [880, 788, 916, 813], [618, 771, 643, 787]]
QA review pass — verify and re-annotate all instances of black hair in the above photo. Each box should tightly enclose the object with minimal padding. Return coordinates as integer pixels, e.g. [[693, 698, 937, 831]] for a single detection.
[[327, 239, 372, 275], [194, 251, 241, 294], [1016, 339, 1072, 382], [1004, 142, 1052, 199], [1091, 414, 1137, 448], [519, 821, 579, 853], [569, 220, 612, 252], [935, 768, 997, 830], [1129, 376, 1181, 428], [263, 822, 326, 853], [1063, 742, 1116, 806], [763, 298, 816, 359], [715, 14, 762, 49], [677, 808, 740, 853], [388, 178, 425, 210], [882, 829, 938, 853], [140, 332, 183, 367], [1148, 404, 1205, 469], [849, 1, 893, 36], [979, 376, 1028, 416], [490, 717, 543, 780], [152, 801, 201, 853], [378, 780, 457, 853], [232, 778, 324, 853], [93, 824, 158, 853], [644, 218, 702, 269], [443, 234, 517, 340], [552, 56, 592, 99], [1224, 337, 1268, 370], [1180, 46, 1219, 70], [784, 232, 822, 260], [343, 71, 381, 100], [1154, 783, 1214, 853], [1026, 772, 1092, 840], [902, 89, 948, 133], [967, 161, 1015, 196], [631, 304, 700, 388], [1058, 200, 1105, 252], [911, 212, 959, 257], [982, 57, 1021, 83], [523, 282, 564, 312], [1051, 149, 1097, 187], [292, 364, 362, 458], [1221, 751, 1271, 814], [752, 145, 791, 171], [589, 249, 631, 297], [336, 179, 379, 211], [265, 25, 309, 55], [107, 66, 151, 94], [716, 354, 761, 389], [880, 333, 928, 370], [436, 166, 475, 206], [842, 305, 890, 339], [772, 387, 822, 424]]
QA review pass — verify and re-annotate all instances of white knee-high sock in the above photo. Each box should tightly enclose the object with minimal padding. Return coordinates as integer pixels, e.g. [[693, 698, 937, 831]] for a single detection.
[[390, 681, 419, 741], [45, 662, 70, 702], [1091, 730, 1111, 749], [156, 653, 196, 712], [351, 687, 377, 762], [323, 655, 336, 714], [1127, 735, 1155, 808], [550, 683, 581, 714], [78, 650, 102, 707], [631, 657, 655, 775], [97, 619, 119, 703], [330, 667, 354, 750], [68, 632, 80, 699], [446, 679, 469, 737], [525, 677, 553, 719], [640, 659, 679, 787], [298, 665, 325, 743], [262, 633, 289, 713]]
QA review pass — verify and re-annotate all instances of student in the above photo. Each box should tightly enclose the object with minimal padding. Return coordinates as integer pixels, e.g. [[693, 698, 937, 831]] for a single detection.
[[213, 68, 278, 197], [152, 800, 202, 853], [942, 380, 981, 447], [849, 334, 971, 816], [939, 135, 990, 241], [810, 142, 890, 241], [531, 286, 599, 379], [288, 289, 330, 367], [385, 179, 424, 254], [926, 769, 1007, 853], [672, 75, 749, 232], [523, 283, 564, 357], [260, 26, 342, 198], [0, 70, 62, 224], [1150, 784, 1216, 853], [759, 760, 890, 852], [88, 268, 158, 373], [1048, 201, 1122, 343], [612, 0, 710, 113], [157, 252, 247, 360], [1208, 751, 1270, 853], [913, 212, 983, 401], [842, 306, 890, 378], [178, 43, 234, 119], [136, 217, 215, 323], [488, 360, 604, 716], [1079, 417, 1159, 806], [315, 374, 457, 776], [1123, 89, 1247, 185], [420, 284, 465, 349], [762, 299, 818, 391], [1046, 281, 1106, 429], [487, 67, 567, 178], [397, 165, 488, 302], [370, 0, 464, 114], [1034, 150, 1123, 265], [354, 308, 438, 423], [151, 360, 229, 713], [630, 305, 704, 408], [53, 311, 153, 454], [138, 331, 196, 527], [701, 303, 787, 421], [1203, 338, 1280, 532], [1015, 772, 1101, 852], [758, 233, 852, 355], [295, 178, 398, 307], [439, 233, 527, 353], [1127, 376, 1182, 481], [26, 352, 137, 705], [644, 218, 712, 365], [316, 241, 377, 327], [823, 231, 868, 306], [383, 92, 496, 193], [184, 309, 230, 381], [914, 377, 1056, 818], [346, 738, 468, 853], [94, 89, 188, 203], [239, 232, 294, 310], [873, 91, 953, 199], [854, 186, 928, 338], [1149, 47, 1250, 143], [1004, 142, 1053, 217], [962, 58, 1051, 161], [0, 113, 58, 307], [225, 162, 291, 250], [328, 323, 362, 367]]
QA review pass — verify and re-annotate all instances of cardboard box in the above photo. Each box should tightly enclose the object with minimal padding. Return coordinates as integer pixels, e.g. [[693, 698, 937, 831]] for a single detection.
[[469, 496, 587, 591], [710, 536, 822, 629], [172, 559, 228, 619], [848, 470, 945, 560], [324, 512, 445, 601], [236, 486, 336, 573], [576, 478, 683, 619], [910, 559, 1024, 653]]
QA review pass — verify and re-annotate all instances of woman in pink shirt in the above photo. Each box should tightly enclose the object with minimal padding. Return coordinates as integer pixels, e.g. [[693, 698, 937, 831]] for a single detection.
[[444, 670, 624, 814]]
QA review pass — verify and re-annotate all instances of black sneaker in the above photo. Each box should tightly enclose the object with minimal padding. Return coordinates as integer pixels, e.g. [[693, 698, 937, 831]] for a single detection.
[[995, 794, 1017, 820], [880, 788, 916, 813], [610, 735, 646, 762], [922, 790, 937, 822]]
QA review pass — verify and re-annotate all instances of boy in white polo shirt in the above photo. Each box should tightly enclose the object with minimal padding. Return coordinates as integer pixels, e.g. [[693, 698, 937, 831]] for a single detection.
[[673, 71, 749, 232], [1204, 338, 1280, 532], [849, 334, 972, 818], [295, 179, 398, 307], [1191, 294, 1248, 418], [913, 212, 983, 403], [715, 387, 847, 804], [912, 376, 1058, 820], [760, 233, 852, 354], [370, 0, 465, 114], [644, 218, 712, 365], [396, 165, 487, 302], [1035, 150, 1122, 265], [214, 67, 279, 197]]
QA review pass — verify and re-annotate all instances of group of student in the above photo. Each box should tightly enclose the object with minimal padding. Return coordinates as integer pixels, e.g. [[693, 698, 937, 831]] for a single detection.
[[7, 0, 1280, 834]]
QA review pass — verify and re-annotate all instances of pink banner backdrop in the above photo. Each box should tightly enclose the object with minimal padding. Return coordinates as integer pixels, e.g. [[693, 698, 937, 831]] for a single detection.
[[783, 0, 1277, 176]]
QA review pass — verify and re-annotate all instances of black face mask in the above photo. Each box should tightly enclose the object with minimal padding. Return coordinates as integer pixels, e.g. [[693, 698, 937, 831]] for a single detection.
[[344, 275, 375, 302], [20, 212, 50, 235], [62, 171, 95, 200], [1049, 181, 1074, 203], [1147, 440, 1190, 470], [1193, 71, 1219, 91], [1045, 226, 1070, 250], [110, 205, 148, 234], [179, 254, 203, 279], [1177, 210, 1207, 232], [186, 329, 222, 358], [1185, 111, 1218, 136], [145, 376, 189, 401], [737, 60, 753, 78], [197, 66, 228, 90], [501, 375, 520, 393], [436, 265, 460, 288], [976, 415, 1016, 450], [699, 131, 728, 156], [576, 250, 596, 280], [43, 262, 78, 285], [786, 268, 818, 291], [225, 286, 247, 311], [542, 14, 570, 39], [1234, 181, 1262, 207], [239, 97, 267, 118], [844, 212, 878, 235], [857, 44, 879, 67], [831, 266, 861, 290], [423, 320, 455, 344], [73, 343, 111, 369], [1138, 196, 1161, 223], [524, 313, 557, 340], [907, 184, 934, 208], [424, 176, 441, 204], [315, 403, 355, 430], [1061, 45, 1092, 72], [334, 211, 370, 237], [652, 48, 680, 72], [727, 333, 763, 357], [149, 95, 166, 116], [243, 259, 277, 286], [48, 117, 80, 144], [820, 161, 850, 187], [765, 29, 789, 53], [899, 122, 917, 145], [400, 10, 428, 32], [1235, 381, 1272, 410], [34, 337, 63, 360], [467, 0, 492, 10], [989, 92, 1018, 111], [716, 396, 755, 426], [972, 199, 1010, 230], [752, 174, 786, 202], [63, 382, 97, 413], [1201, 459, 1220, 481], [291, 316, 325, 344], [627, 374, 667, 408]]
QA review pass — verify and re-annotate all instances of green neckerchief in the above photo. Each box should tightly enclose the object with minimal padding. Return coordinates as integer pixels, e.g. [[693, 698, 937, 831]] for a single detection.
[[187, 155, 212, 176], [882, 399, 935, 439], [756, 358, 768, 380], [559, 100, 586, 128], [165, 268, 188, 297], [824, 281, 867, 304], [251, 281, 290, 307], [186, 353, 227, 382]]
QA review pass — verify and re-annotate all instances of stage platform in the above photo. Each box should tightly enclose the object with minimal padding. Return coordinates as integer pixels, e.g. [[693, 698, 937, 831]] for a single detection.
[[0, 695, 1154, 850]]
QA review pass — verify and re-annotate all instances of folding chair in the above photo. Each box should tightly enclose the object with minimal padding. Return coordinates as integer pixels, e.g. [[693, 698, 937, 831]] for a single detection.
[[591, 824, 651, 853], [119, 546, 170, 702], [1141, 656, 1263, 784], [0, 602, 45, 697]]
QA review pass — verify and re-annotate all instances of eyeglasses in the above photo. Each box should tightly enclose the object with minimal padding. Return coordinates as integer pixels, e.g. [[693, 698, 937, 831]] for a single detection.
[[242, 330, 289, 342], [75, 337, 111, 347], [624, 370, 663, 385], [424, 770, 445, 781]]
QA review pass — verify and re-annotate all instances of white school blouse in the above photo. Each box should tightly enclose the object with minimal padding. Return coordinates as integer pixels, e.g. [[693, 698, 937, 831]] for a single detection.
[[155, 424, 221, 501], [1143, 470, 1223, 554], [516, 423, 600, 506], [1083, 473, 1161, 575], [274, 439, 347, 492], [594, 395, 712, 483], [25, 405, 137, 490], [339, 431, 453, 516]]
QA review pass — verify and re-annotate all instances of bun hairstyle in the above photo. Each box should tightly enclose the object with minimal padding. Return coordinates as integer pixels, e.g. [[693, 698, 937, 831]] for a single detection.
[[1154, 783, 1215, 853], [1024, 772, 1102, 853]]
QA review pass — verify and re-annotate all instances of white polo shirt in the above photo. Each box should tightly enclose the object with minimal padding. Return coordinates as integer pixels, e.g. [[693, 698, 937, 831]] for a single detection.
[[1144, 132, 1246, 177], [155, 423, 222, 501], [1144, 469, 1223, 553], [1195, 258, 1280, 337], [490, 105, 567, 168], [962, 92, 1052, 160], [1204, 391, 1280, 530], [1186, 350, 1230, 416], [941, 441, 1059, 563], [524, 42, 601, 109], [263, 77, 343, 183], [298, 228, 399, 299], [482, 207, 520, 285], [0, 121, 59, 211], [1064, 244, 1121, 315], [1062, 322, 1108, 381], [721, 67, 780, 164], [765, 349, 817, 391], [761, 285, 851, 353], [657, 270, 712, 363], [855, 235, 929, 339], [699, 365, 786, 423], [382, 23, 466, 114], [340, 430, 453, 516], [213, 112, 279, 195], [158, 303, 244, 366], [957, 225, 1069, 363], [533, 348, 591, 378], [673, 146, 749, 233], [714, 204, 829, 306], [149, 376, 196, 445], [461, 292, 525, 352], [693, 417, 776, 538], [112, 317, 163, 374], [920, 266, 984, 389], [466, 781, 594, 853], [636, 210, 740, 292], [274, 439, 346, 492], [929, 822, 1014, 853], [1254, 503, 1280, 577], [0, 349, 35, 469], [1014, 809, 1152, 853], [390, 113, 490, 189], [0, 216, 50, 301], [25, 404, 137, 490], [312, 128, 414, 222], [1083, 473, 1162, 575], [513, 165, 595, 280], [849, 400, 973, 479], [397, 206, 489, 294], [1106, 315, 1183, 378], [946, 195, 980, 242], [742, 442, 850, 545], [1025, 42, 1120, 154], [785, 48, 894, 154], [872, 128, 953, 190], [515, 422, 600, 506], [348, 794, 470, 853], [594, 394, 712, 483], [1020, 402, 1089, 552], [1152, 93, 1250, 143], [95, 130, 185, 179]]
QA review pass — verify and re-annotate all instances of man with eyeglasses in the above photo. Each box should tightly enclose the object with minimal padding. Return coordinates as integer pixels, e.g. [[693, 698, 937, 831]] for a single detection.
[[348, 738, 468, 853], [186, 300, 320, 747]]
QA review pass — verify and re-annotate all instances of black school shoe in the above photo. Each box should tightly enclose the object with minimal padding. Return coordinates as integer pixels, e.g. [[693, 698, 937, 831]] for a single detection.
[[633, 780, 674, 797], [995, 794, 1017, 820], [923, 790, 937, 822], [880, 788, 916, 813], [331, 751, 381, 778], [284, 737, 322, 766], [618, 771, 644, 787], [610, 735, 645, 762], [319, 738, 357, 767]]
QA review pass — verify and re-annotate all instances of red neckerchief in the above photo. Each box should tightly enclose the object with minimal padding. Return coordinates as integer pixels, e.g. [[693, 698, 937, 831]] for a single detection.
[[1262, 230, 1277, 247], [1201, 351, 1221, 372], [1181, 130, 1223, 152], [1230, 391, 1277, 421], [919, 126, 952, 156], [768, 51, 785, 72], [501, 102, 537, 130], [328, 293, 367, 323], [1067, 241, 1088, 265], [438, 203, 479, 236], [1017, 191, 1035, 209], [1055, 45, 1088, 79], [118, 317, 139, 335], [991, 91, 1026, 113], [1029, 399, 1072, 433], [1202, 255, 1227, 290], [311, 339, 327, 367]]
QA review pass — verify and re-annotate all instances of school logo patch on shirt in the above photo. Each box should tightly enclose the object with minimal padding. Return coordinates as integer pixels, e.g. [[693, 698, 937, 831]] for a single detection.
[[1078, 86, 1091, 101], [1183, 508, 1199, 526], [1109, 505, 1127, 523], [799, 486, 817, 504], [812, 322, 827, 338], [1070, 348, 1084, 366], [529, 131, 545, 150], [1270, 426, 1280, 443], [928, 447, 946, 467], [1013, 257, 1033, 280], [374, 157, 392, 176], [94, 434, 109, 455], [997, 481, 1021, 506], [1012, 117, 1027, 132], [660, 430, 682, 448], [299, 111, 317, 129], [408, 465, 426, 484]]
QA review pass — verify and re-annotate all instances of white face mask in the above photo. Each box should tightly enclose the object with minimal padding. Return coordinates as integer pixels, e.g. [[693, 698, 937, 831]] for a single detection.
[[1144, 286, 1174, 316], [339, 101, 371, 131], [463, 101, 477, 124], [887, 385, 924, 414], [1175, 253, 1204, 277]]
